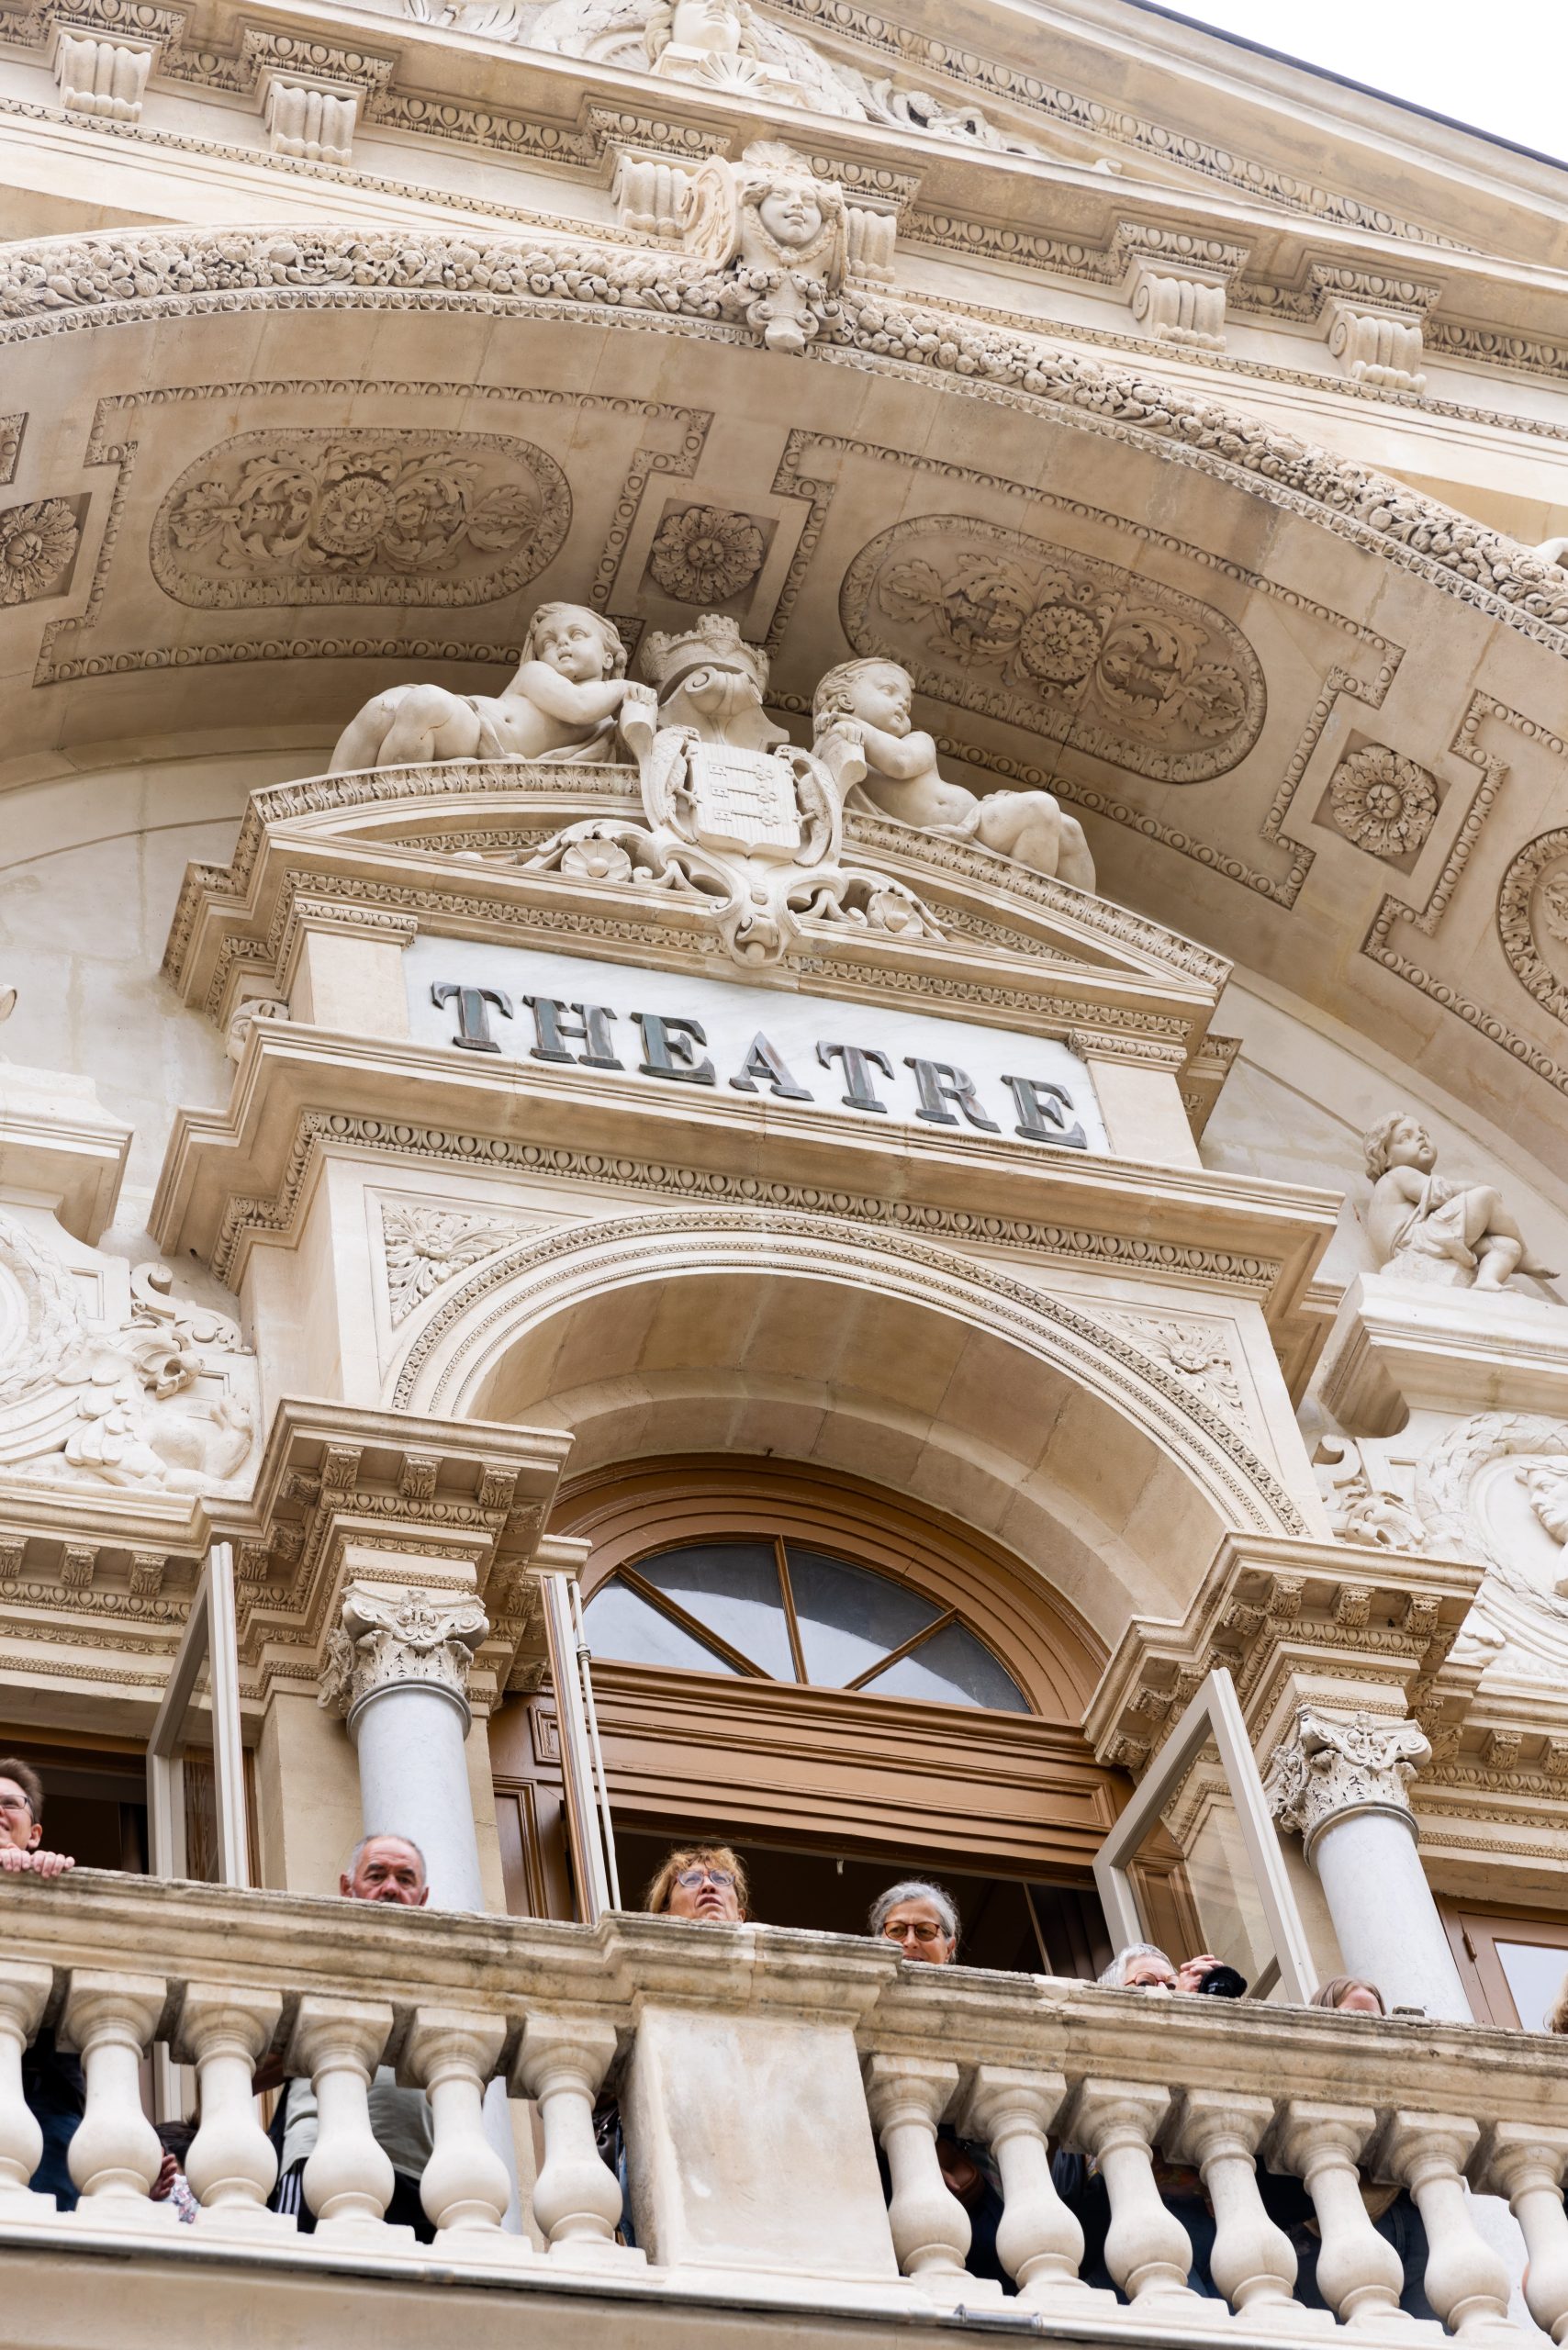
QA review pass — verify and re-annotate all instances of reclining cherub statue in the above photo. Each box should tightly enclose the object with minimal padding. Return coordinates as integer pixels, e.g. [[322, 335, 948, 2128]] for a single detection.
[[328, 603, 650, 773], [1363, 1113, 1556, 1292], [811, 655, 1097, 890]]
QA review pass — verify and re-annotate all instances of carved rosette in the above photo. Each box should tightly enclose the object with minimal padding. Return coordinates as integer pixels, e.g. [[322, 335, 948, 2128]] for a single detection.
[[319, 1583, 490, 1727], [1263, 1706, 1431, 1853]]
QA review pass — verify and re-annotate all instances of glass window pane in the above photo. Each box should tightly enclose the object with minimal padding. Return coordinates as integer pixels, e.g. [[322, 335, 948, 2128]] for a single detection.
[[637, 1543, 794, 1680], [1496, 1942, 1568, 2031], [786, 1548, 941, 1686], [583, 1576, 741, 1677], [864, 1619, 1029, 1712]]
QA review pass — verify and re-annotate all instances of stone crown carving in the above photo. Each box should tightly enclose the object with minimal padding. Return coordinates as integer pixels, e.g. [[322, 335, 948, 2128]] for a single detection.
[[1264, 1707, 1432, 1852]]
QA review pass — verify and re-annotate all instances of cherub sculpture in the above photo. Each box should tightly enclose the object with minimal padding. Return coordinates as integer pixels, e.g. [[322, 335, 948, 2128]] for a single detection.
[[1362, 1113, 1556, 1292], [727, 141, 847, 352], [812, 656, 1098, 890], [328, 603, 648, 774]]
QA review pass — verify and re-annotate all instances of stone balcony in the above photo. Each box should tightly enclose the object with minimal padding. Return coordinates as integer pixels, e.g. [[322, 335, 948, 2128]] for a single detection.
[[4, 1873, 1567, 2349]]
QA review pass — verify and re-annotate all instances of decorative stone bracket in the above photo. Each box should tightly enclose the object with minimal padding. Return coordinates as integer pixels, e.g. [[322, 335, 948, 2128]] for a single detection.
[[50, 21, 160, 119], [1114, 223, 1249, 353], [1083, 1531, 1484, 1776], [1310, 266, 1444, 395], [1263, 1705, 1432, 1854]]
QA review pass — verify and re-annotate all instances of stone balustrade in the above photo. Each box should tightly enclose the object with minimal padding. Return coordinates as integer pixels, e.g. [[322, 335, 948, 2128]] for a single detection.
[[3, 1870, 1567, 2343]]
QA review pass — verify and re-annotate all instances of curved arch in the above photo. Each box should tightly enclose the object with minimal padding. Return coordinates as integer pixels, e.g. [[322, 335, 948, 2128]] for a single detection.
[[3, 223, 1564, 658], [388, 1206, 1307, 1639]]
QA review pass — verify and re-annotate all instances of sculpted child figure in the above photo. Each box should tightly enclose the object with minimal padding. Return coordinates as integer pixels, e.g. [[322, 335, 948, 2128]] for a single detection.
[[812, 656, 1097, 890], [1363, 1113, 1556, 1291], [329, 604, 645, 773]]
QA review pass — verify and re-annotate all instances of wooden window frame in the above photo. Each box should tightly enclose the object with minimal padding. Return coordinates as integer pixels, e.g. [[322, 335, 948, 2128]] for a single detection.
[[1442, 1896, 1568, 2028]]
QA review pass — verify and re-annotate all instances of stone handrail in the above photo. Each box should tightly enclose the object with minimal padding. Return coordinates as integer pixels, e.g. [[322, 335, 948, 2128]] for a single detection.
[[3, 1871, 1567, 2338]]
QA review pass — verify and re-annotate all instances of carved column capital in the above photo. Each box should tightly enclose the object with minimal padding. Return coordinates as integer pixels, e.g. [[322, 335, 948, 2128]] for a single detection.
[[319, 1583, 489, 1729], [1263, 1705, 1431, 1854]]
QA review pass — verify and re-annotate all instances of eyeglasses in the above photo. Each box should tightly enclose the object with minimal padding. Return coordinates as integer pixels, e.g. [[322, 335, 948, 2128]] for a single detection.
[[675, 1867, 735, 1890], [882, 1919, 947, 1943], [0, 1796, 33, 1817]]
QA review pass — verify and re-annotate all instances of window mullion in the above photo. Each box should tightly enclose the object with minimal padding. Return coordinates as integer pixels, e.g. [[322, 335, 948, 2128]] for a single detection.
[[616, 1565, 773, 1679], [843, 1607, 959, 1692], [776, 1539, 809, 1686]]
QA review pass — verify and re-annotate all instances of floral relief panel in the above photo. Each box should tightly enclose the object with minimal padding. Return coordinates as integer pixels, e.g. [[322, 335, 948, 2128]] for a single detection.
[[151, 427, 572, 609], [839, 513, 1267, 783]]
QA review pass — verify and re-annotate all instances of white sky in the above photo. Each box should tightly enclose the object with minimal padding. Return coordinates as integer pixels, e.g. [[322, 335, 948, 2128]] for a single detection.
[[1142, 1, 1566, 166]]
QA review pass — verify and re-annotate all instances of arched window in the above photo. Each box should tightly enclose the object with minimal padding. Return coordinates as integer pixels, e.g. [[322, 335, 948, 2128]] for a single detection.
[[584, 1538, 1029, 1713]]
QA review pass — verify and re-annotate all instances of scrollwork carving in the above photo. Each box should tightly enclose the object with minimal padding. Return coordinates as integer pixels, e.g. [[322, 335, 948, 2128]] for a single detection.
[[151, 428, 570, 610], [838, 515, 1265, 783]]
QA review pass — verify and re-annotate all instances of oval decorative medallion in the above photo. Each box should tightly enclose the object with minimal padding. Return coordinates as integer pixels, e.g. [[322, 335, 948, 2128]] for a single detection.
[[1497, 825, 1568, 1027], [839, 515, 1266, 782], [151, 428, 572, 609]]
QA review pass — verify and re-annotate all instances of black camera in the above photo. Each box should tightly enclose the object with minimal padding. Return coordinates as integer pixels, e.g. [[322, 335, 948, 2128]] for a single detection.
[[1193, 1963, 1249, 1998]]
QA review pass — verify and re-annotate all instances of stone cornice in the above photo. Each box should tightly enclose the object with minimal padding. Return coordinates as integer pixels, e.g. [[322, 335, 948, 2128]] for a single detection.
[[1083, 1531, 1485, 1774], [148, 1021, 1339, 1326]]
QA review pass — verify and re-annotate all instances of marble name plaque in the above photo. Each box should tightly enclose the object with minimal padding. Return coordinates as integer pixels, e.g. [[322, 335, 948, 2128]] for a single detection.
[[405, 938, 1105, 1151]]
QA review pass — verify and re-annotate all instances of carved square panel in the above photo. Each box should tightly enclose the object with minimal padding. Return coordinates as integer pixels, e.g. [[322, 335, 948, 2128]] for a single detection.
[[1314, 737, 1444, 869], [639, 496, 778, 610]]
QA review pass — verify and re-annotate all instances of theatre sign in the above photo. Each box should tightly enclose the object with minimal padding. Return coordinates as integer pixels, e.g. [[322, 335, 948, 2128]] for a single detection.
[[405, 939, 1105, 1152]]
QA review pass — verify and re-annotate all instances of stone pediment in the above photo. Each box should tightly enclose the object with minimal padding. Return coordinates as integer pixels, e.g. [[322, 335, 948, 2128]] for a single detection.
[[166, 756, 1233, 1030]]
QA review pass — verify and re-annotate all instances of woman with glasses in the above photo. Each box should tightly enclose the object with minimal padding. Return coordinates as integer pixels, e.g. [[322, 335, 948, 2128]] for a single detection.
[[644, 1844, 749, 1924]]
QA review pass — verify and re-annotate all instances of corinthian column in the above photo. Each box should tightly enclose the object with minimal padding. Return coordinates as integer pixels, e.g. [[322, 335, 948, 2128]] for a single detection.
[[320, 1582, 490, 1912], [1265, 1707, 1471, 2020]]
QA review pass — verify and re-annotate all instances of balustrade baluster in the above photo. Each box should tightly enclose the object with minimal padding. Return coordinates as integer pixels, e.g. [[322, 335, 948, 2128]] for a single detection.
[[61, 1971, 170, 2224], [289, 1995, 399, 2239], [1067, 2079, 1197, 2305], [0, 1964, 53, 2210], [1483, 2123, 1568, 2344], [863, 2053, 993, 2307], [405, 2007, 516, 2245], [1271, 2103, 1407, 2329], [1379, 2112, 1512, 2339], [175, 1985, 284, 2226], [1170, 2087, 1317, 2326], [962, 2064, 1104, 2308], [517, 2011, 640, 2266]]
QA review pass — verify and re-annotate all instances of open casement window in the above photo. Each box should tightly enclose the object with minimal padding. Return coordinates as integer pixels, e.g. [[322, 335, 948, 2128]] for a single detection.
[[1442, 1899, 1568, 2031], [1092, 1667, 1316, 2002], [146, 1542, 251, 1889]]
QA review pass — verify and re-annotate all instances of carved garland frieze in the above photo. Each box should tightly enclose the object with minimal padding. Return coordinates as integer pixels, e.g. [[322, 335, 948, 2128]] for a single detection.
[[151, 428, 571, 609], [5, 229, 1568, 655], [840, 514, 1265, 781]]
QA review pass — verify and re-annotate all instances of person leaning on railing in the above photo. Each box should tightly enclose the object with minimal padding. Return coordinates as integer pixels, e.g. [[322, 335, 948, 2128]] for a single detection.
[[0, 1755, 84, 2210], [263, 1833, 438, 2243], [868, 1878, 1011, 2292], [1048, 1942, 1226, 2300], [1260, 1977, 1437, 2322]]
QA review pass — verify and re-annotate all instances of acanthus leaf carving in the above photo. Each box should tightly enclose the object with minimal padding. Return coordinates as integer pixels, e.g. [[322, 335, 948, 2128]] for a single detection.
[[1327, 744, 1439, 863], [318, 1583, 490, 1721], [1263, 1706, 1431, 1850], [382, 1202, 534, 1323]]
